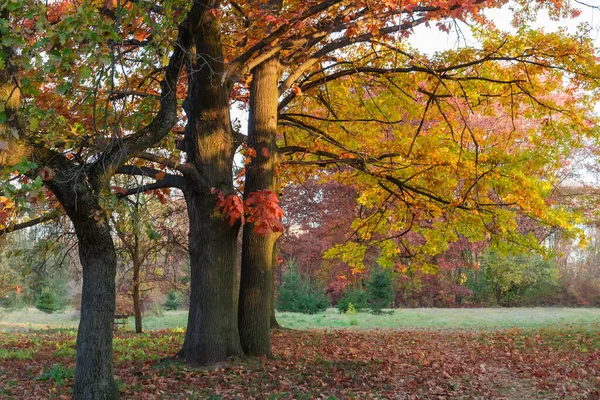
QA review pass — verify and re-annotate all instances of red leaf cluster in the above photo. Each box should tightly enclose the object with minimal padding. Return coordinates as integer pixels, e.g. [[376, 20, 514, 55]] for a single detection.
[[245, 189, 284, 236], [214, 190, 245, 225], [212, 189, 284, 236]]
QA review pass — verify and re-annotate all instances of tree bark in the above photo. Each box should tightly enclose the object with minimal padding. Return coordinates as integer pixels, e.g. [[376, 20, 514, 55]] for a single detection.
[[177, 10, 245, 366], [71, 216, 119, 399], [238, 56, 280, 356], [132, 256, 142, 333], [45, 168, 120, 400], [180, 190, 244, 365]]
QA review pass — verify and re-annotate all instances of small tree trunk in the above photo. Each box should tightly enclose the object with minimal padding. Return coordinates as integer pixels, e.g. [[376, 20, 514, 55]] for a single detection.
[[239, 56, 280, 356], [132, 257, 142, 333], [42, 165, 119, 400], [71, 216, 119, 399]]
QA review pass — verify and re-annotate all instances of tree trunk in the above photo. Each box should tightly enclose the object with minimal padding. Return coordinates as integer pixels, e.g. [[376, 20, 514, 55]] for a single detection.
[[71, 216, 119, 399], [238, 56, 280, 356], [179, 190, 244, 365], [177, 11, 245, 366], [40, 163, 119, 400], [132, 257, 142, 333]]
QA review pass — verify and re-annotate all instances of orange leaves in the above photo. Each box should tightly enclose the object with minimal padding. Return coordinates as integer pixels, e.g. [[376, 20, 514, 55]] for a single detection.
[[212, 189, 284, 236], [242, 144, 257, 165]]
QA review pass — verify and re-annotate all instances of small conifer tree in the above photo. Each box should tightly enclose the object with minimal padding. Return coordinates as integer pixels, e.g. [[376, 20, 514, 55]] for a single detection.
[[366, 269, 395, 314], [35, 289, 62, 314], [276, 262, 330, 314]]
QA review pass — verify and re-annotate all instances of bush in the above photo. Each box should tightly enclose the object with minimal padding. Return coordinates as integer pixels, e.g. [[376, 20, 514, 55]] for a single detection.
[[163, 292, 180, 311], [35, 290, 62, 314], [276, 264, 330, 314], [366, 269, 395, 314], [337, 288, 368, 313], [466, 249, 560, 306]]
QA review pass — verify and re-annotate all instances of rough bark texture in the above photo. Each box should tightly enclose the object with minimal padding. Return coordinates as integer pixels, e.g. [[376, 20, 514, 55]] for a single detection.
[[238, 56, 280, 356], [72, 216, 119, 399], [132, 255, 142, 333], [177, 10, 245, 366]]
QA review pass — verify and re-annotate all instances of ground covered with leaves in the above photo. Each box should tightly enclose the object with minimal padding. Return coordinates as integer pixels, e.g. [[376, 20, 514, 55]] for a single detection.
[[1, 326, 600, 399]]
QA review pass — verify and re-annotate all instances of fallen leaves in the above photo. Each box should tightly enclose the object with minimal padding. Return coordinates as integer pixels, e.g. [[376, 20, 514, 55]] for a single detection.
[[1, 326, 600, 399]]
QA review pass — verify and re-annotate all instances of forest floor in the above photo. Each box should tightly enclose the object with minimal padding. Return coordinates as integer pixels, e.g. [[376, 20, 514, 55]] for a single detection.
[[1, 325, 600, 399], [1, 309, 600, 399]]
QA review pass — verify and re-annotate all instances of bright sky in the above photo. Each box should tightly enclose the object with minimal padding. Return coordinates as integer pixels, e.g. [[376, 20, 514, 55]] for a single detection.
[[412, 3, 600, 55]]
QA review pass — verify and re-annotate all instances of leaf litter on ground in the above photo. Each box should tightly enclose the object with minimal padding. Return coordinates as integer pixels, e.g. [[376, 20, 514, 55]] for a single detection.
[[1, 326, 600, 399]]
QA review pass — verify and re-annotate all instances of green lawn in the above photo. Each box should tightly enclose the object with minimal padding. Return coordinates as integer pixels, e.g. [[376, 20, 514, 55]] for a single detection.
[[2, 307, 600, 331]]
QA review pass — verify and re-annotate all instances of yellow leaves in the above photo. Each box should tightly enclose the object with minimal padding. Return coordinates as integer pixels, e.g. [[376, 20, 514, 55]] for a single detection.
[[323, 242, 367, 274], [0, 196, 14, 211]]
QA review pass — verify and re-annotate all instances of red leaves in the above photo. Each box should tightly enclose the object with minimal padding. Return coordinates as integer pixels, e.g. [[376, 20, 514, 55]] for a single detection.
[[245, 190, 284, 236], [214, 189, 245, 226], [241, 144, 257, 165], [212, 189, 284, 236]]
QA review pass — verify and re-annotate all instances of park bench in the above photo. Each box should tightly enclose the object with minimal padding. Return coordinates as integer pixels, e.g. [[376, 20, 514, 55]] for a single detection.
[[113, 314, 129, 331]]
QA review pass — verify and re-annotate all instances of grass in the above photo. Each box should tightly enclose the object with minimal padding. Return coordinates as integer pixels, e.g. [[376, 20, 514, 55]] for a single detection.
[[3, 307, 600, 331], [279, 307, 600, 330]]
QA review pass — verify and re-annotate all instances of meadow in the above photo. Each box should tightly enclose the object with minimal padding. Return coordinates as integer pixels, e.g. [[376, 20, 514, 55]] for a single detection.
[[3, 307, 600, 331]]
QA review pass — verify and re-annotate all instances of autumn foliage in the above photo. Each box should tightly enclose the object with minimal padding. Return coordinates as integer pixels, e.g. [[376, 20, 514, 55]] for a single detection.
[[214, 188, 284, 236]]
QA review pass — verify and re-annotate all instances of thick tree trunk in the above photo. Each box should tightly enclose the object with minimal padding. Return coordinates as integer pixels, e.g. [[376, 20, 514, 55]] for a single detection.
[[179, 190, 244, 365], [239, 56, 280, 356], [71, 216, 119, 399], [177, 11, 245, 365], [132, 257, 142, 333]]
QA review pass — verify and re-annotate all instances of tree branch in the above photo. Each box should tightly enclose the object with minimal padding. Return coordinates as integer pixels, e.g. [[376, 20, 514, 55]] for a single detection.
[[0, 210, 63, 236]]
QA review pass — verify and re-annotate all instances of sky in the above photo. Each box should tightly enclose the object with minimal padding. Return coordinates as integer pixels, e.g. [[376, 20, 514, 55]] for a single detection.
[[411, 3, 600, 55]]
